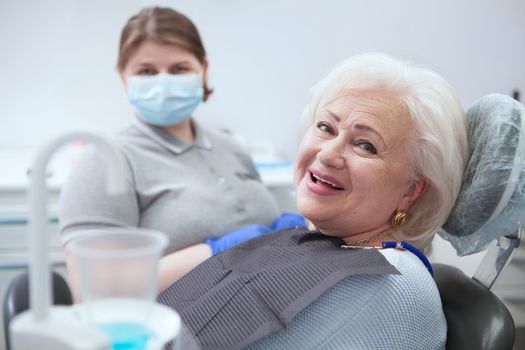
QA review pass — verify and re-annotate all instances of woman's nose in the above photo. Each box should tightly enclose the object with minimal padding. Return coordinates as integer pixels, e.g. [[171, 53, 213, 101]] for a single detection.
[[316, 140, 345, 169]]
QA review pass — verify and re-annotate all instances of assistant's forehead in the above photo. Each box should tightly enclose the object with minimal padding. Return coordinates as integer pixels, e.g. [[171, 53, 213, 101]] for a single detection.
[[127, 41, 199, 65]]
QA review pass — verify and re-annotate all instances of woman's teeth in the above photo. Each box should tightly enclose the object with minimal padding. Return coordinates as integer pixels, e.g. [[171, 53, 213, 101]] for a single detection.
[[311, 172, 344, 190]]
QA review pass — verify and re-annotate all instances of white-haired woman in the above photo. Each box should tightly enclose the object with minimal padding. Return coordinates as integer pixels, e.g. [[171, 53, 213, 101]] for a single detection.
[[157, 53, 468, 350], [297, 52, 467, 251]]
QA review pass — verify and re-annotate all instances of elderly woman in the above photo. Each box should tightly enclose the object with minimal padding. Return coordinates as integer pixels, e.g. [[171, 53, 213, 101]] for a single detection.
[[158, 53, 467, 350]]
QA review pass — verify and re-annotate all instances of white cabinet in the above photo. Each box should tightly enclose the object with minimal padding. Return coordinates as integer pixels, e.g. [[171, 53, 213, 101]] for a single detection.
[[0, 187, 65, 350]]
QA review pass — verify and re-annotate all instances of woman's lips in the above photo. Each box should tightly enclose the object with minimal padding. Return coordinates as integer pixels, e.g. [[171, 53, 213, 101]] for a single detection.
[[306, 170, 345, 195]]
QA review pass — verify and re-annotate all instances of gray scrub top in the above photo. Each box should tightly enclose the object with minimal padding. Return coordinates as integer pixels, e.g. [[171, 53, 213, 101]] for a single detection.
[[59, 116, 280, 254]]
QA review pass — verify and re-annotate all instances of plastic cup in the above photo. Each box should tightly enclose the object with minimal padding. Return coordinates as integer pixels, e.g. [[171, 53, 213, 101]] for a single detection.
[[69, 228, 168, 350]]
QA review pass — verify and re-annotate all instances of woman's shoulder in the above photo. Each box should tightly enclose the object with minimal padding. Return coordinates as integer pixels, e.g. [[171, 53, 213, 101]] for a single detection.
[[62, 131, 136, 186], [379, 248, 434, 282], [377, 248, 443, 313], [196, 123, 247, 150], [249, 248, 447, 349]]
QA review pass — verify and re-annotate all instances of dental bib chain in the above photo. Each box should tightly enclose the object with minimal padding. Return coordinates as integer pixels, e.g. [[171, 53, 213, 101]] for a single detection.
[[340, 233, 434, 277], [340, 232, 391, 248]]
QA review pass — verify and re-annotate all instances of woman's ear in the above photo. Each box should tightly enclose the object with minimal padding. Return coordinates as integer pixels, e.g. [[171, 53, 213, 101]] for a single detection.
[[401, 176, 429, 209], [201, 58, 209, 85], [118, 69, 127, 87]]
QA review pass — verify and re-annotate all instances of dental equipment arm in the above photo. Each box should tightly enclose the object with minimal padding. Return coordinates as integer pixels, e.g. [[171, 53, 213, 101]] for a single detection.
[[11, 131, 128, 350]]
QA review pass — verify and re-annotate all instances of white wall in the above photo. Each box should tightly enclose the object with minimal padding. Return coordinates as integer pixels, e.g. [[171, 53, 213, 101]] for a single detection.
[[1, 0, 524, 159]]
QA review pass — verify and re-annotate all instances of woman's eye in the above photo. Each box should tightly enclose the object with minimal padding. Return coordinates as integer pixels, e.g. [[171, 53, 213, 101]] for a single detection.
[[357, 142, 377, 154], [316, 121, 334, 134], [137, 67, 156, 75], [170, 65, 189, 74]]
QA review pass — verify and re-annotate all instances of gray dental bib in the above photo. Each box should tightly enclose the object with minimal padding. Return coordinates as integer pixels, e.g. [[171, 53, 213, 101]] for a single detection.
[[157, 228, 399, 350]]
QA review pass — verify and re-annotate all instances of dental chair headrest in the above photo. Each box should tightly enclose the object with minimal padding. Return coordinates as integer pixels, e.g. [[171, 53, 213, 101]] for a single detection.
[[439, 93, 525, 256]]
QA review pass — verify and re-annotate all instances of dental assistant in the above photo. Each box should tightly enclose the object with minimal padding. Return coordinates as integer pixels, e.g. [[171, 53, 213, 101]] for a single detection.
[[59, 7, 280, 300]]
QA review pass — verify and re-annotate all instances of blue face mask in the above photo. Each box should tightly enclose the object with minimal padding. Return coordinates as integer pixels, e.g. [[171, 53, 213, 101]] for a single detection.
[[127, 73, 204, 126]]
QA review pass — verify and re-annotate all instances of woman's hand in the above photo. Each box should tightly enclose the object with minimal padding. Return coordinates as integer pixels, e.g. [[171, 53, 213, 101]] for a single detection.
[[158, 213, 307, 293], [205, 213, 307, 256], [204, 224, 271, 256]]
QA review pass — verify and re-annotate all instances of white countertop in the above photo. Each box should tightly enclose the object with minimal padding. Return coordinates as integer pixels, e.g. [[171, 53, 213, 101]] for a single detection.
[[0, 148, 294, 192], [0, 149, 70, 192]]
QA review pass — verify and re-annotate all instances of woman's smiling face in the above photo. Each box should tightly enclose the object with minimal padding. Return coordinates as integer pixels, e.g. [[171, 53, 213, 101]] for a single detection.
[[294, 90, 426, 241]]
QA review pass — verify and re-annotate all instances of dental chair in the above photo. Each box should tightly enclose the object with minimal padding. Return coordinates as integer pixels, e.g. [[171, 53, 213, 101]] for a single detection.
[[3, 270, 73, 350], [434, 93, 525, 350], [434, 257, 516, 350], [2, 94, 523, 350]]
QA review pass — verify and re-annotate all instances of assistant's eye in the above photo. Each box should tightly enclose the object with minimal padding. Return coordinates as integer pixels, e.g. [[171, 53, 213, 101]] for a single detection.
[[169, 65, 190, 74], [137, 67, 156, 75], [357, 141, 377, 155], [316, 121, 334, 134]]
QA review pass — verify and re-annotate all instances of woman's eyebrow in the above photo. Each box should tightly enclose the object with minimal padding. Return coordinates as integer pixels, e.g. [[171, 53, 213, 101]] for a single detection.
[[170, 60, 191, 65], [135, 59, 191, 66], [326, 109, 386, 146], [131, 61, 154, 67], [354, 123, 386, 146], [354, 123, 384, 142], [326, 110, 341, 122]]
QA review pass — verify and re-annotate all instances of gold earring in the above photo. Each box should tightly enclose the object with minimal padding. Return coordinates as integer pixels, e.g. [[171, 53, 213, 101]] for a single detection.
[[392, 210, 410, 227]]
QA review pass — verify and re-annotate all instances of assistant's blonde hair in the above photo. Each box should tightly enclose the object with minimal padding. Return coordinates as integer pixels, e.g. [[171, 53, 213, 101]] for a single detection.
[[300, 53, 468, 249]]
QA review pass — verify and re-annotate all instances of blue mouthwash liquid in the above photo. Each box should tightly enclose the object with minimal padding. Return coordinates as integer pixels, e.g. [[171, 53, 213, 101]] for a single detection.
[[98, 322, 150, 350]]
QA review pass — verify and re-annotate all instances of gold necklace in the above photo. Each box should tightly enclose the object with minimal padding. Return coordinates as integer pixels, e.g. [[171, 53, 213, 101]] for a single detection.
[[341, 232, 391, 249]]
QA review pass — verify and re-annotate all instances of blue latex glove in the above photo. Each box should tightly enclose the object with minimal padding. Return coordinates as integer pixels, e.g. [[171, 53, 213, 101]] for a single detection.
[[204, 213, 307, 256], [204, 224, 271, 256], [270, 212, 307, 231]]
